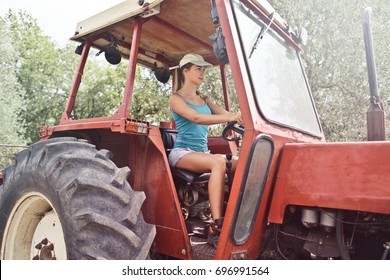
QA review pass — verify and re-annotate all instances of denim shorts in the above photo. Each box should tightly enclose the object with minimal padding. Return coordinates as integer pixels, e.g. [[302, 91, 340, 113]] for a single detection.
[[168, 148, 195, 167], [168, 148, 210, 167]]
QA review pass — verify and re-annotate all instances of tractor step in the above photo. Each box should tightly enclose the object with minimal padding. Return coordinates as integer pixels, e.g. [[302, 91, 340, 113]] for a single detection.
[[190, 236, 216, 260]]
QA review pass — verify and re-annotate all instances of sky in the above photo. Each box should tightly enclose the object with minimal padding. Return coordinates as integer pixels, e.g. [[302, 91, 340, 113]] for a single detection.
[[0, 0, 124, 46]]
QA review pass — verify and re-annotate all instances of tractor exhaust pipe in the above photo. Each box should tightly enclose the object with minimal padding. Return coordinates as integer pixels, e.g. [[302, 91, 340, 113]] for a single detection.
[[363, 7, 386, 141]]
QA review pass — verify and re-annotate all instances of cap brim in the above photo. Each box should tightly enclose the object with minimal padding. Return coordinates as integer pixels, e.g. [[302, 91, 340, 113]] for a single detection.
[[190, 60, 213, 67], [179, 59, 213, 68]]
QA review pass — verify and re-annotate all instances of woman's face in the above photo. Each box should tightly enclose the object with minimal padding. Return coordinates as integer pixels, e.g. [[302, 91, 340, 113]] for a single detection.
[[184, 65, 206, 86]]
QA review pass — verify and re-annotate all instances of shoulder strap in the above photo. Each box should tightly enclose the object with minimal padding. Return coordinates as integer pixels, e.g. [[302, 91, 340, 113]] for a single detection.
[[174, 92, 207, 106], [174, 92, 189, 104]]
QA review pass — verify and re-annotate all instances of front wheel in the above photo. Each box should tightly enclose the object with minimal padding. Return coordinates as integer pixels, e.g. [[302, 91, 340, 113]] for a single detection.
[[0, 137, 155, 260]]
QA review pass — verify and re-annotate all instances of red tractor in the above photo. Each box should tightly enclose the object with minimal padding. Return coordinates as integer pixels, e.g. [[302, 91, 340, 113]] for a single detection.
[[1, 0, 389, 260]]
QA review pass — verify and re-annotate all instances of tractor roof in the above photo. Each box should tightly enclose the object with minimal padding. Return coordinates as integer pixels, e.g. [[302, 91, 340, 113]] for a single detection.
[[70, 0, 288, 69], [70, 0, 218, 68]]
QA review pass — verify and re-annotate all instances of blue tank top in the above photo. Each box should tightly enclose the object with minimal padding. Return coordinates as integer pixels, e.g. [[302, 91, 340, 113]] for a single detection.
[[171, 94, 211, 152]]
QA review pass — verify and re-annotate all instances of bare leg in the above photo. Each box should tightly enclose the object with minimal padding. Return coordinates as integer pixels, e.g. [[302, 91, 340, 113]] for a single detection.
[[176, 152, 226, 220]]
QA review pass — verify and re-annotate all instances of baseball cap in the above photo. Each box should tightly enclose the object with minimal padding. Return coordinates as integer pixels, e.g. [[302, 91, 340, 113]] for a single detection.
[[179, 53, 213, 68]]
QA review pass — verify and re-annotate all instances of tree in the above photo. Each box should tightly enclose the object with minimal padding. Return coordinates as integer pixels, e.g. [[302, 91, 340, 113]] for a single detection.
[[0, 18, 28, 171], [0, 18, 27, 144], [269, 0, 390, 141], [73, 60, 127, 119], [74, 59, 173, 123], [4, 10, 172, 137], [4, 10, 77, 143], [131, 66, 172, 124]]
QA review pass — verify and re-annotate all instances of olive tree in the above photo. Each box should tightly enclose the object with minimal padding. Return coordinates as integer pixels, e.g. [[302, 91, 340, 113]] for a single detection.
[[270, 0, 390, 141]]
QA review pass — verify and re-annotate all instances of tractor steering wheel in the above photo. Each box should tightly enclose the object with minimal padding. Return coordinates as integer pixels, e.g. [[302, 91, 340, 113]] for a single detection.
[[222, 121, 244, 141]]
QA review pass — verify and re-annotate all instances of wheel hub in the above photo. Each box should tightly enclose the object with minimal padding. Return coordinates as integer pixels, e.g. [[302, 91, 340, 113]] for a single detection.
[[1, 192, 67, 260]]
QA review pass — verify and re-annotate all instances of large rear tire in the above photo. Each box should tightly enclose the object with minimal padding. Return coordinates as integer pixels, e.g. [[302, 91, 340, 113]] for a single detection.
[[0, 137, 155, 259]]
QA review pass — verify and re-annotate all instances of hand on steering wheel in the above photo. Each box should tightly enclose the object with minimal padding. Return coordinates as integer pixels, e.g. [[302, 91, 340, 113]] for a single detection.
[[222, 121, 244, 141]]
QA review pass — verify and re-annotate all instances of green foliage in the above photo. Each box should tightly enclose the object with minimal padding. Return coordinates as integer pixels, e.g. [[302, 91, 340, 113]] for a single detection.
[[0, 18, 27, 145], [74, 60, 127, 119], [131, 66, 172, 124], [3, 10, 174, 138], [269, 0, 390, 141], [4, 11, 77, 143], [74, 61, 172, 123], [0, 144, 27, 171]]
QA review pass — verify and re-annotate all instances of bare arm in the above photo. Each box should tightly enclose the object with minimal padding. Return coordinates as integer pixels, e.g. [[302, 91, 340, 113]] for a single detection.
[[206, 97, 243, 124], [206, 97, 229, 115], [169, 94, 241, 125]]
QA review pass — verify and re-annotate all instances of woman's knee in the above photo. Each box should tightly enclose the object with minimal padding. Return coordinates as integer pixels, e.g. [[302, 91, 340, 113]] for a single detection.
[[210, 155, 226, 171]]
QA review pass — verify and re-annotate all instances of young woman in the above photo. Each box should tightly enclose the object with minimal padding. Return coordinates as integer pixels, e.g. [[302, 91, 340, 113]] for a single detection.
[[168, 53, 242, 247]]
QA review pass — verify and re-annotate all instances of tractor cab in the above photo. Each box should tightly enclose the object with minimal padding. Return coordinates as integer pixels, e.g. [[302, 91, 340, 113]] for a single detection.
[[5, 0, 388, 261], [35, 0, 323, 259]]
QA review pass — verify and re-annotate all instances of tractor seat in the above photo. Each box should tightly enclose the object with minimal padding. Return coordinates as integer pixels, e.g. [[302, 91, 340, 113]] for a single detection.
[[161, 128, 210, 183]]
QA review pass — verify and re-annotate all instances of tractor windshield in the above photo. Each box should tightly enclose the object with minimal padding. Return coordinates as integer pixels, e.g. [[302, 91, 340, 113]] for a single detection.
[[232, 0, 322, 136]]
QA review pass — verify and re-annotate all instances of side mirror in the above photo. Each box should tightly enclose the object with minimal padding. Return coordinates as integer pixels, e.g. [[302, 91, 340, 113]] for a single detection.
[[209, 26, 229, 64]]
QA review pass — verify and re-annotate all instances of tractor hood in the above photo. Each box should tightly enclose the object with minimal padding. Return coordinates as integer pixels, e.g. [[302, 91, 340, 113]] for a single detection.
[[268, 141, 390, 224]]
